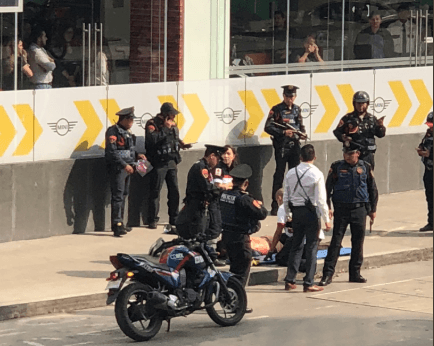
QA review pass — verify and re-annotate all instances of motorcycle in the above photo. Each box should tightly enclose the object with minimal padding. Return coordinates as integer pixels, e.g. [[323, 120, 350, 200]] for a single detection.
[[106, 236, 247, 342]]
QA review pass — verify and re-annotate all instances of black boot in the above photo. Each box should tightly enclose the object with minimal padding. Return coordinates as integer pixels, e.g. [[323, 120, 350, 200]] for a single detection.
[[113, 223, 127, 237], [420, 224, 433, 232], [319, 276, 333, 287]]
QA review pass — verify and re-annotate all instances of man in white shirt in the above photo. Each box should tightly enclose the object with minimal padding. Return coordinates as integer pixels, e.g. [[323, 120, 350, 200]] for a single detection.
[[283, 144, 332, 293], [388, 4, 417, 57], [27, 26, 56, 89]]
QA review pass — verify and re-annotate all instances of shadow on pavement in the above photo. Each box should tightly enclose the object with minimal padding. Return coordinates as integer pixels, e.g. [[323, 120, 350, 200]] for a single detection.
[[58, 271, 109, 279]]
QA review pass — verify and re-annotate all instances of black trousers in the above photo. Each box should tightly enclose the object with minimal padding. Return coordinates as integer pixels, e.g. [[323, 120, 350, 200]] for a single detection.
[[222, 231, 252, 287], [176, 199, 207, 239], [323, 205, 367, 279], [148, 164, 180, 225], [360, 152, 375, 170], [206, 199, 222, 240], [109, 167, 131, 229], [285, 207, 320, 287], [272, 144, 301, 211], [424, 168, 433, 226]]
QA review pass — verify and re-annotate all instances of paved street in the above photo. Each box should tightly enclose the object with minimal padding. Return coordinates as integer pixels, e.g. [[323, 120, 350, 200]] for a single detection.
[[2, 260, 432, 346]]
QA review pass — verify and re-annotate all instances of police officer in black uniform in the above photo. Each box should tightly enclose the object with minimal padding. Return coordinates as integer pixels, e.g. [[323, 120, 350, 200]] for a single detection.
[[220, 164, 268, 288], [319, 142, 379, 286], [265, 85, 307, 215], [176, 145, 225, 240], [105, 107, 146, 237], [417, 112, 433, 232], [333, 91, 386, 170], [145, 102, 192, 230]]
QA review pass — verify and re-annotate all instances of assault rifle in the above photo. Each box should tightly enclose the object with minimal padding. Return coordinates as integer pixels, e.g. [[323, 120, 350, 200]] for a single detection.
[[271, 121, 309, 140]]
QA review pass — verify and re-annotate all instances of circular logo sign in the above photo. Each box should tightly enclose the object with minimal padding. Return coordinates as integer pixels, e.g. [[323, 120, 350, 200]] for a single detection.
[[56, 118, 70, 136], [300, 102, 312, 118], [140, 113, 153, 129], [373, 97, 386, 113], [220, 108, 237, 124]]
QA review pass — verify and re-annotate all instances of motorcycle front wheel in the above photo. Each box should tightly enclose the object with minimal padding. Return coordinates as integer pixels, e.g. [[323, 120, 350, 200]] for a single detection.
[[115, 282, 163, 342], [206, 277, 247, 327]]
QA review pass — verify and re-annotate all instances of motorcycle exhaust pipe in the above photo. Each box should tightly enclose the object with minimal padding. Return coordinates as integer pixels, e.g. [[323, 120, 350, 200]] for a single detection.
[[148, 291, 169, 310]]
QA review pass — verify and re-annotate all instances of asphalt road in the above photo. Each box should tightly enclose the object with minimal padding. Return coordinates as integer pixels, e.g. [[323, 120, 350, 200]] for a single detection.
[[3, 260, 433, 346]]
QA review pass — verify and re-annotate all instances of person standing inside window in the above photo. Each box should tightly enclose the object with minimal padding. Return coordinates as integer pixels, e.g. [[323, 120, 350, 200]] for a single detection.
[[28, 25, 56, 89], [354, 12, 395, 60]]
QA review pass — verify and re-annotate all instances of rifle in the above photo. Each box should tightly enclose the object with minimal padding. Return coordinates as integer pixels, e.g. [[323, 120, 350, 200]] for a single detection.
[[271, 121, 309, 140]]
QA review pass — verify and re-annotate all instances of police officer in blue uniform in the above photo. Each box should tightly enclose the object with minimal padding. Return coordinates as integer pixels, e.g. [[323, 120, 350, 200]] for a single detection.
[[333, 91, 386, 170], [145, 103, 192, 231], [220, 164, 268, 287], [176, 145, 225, 240], [417, 112, 433, 232], [105, 107, 146, 237], [265, 85, 307, 215], [319, 142, 379, 286]]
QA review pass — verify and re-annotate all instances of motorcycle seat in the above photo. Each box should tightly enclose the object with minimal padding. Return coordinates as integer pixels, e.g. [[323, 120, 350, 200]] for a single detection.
[[136, 255, 171, 272]]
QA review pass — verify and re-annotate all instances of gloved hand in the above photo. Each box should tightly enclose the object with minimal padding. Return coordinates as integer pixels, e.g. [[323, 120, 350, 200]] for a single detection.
[[264, 251, 275, 261]]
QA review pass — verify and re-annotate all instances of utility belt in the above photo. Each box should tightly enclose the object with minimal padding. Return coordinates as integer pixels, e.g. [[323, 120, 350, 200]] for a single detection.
[[119, 150, 133, 159], [222, 225, 257, 236], [333, 202, 367, 210]]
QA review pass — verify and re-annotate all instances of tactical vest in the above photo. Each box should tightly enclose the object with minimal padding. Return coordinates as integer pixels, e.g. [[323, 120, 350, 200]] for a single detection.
[[352, 113, 377, 152], [281, 106, 301, 131], [332, 161, 369, 204], [116, 125, 136, 164], [155, 129, 181, 164], [422, 134, 433, 170], [220, 190, 256, 234]]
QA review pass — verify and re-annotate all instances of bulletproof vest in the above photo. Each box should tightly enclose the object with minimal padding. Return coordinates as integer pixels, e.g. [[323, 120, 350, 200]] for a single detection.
[[332, 161, 369, 204], [353, 113, 377, 152], [422, 134, 433, 170], [280, 105, 301, 131], [155, 128, 181, 164], [220, 190, 256, 234], [116, 125, 136, 164]]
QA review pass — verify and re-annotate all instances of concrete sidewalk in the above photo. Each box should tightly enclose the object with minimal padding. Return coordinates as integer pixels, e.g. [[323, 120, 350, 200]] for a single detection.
[[1, 190, 432, 321]]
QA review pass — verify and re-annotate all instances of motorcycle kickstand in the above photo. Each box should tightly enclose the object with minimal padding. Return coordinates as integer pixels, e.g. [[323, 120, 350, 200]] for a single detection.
[[166, 319, 171, 333]]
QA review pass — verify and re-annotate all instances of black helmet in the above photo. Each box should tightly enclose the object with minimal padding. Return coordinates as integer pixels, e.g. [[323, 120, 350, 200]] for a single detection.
[[427, 112, 433, 124], [353, 91, 370, 105]]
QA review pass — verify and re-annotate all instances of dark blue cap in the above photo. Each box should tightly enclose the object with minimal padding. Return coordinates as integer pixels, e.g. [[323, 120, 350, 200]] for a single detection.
[[116, 107, 135, 118], [282, 85, 299, 96], [230, 164, 253, 180], [161, 102, 180, 116]]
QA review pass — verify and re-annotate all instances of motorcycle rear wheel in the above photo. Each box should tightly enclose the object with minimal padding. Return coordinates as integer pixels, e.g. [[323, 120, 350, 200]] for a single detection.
[[115, 282, 163, 342], [206, 277, 247, 327]]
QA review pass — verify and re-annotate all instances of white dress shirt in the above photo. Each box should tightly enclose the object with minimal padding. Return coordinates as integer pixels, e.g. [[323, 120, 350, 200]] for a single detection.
[[28, 43, 56, 84], [283, 162, 330, 224]]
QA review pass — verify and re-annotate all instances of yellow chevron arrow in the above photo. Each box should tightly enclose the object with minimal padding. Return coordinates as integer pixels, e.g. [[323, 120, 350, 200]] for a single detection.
[[388, 81, 412, 128], [409, 80, 433, 126], [13, 104, 42, 156], [158, 95, 186, 131], [74, 101, 104, 152], [314, 86, 340, 133], [261, 89, 281, 138], [238, 90, 264, 139], [0, 106, 17, 157], [182, 94, 209, 143], [99, 99, 121, 149], [100, 99, 121, 126], [337, 84, 355, 114]]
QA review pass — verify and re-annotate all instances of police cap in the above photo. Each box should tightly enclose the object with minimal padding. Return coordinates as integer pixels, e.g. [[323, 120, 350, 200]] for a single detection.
[[343, 141, 362, 153], [230, 164, 253, 180], [116, 107, 135, 118], [426, 112, 433, 128], [205, 144, 226, 156], [282, 85, 299, 96], [161, 102, 180, 116]]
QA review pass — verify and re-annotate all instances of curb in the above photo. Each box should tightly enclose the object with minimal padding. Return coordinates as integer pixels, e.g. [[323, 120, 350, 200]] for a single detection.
[[1, 247, 432, 322]]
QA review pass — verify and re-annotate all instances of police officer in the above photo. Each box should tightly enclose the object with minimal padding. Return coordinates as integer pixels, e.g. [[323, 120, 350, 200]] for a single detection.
[[319, 142, 379, 286], [176, 145, 225, 240], [220, 164, 268, 288], [417, 112, 433, 232], [265, 85, 307, 215], [105, 107, 146, 237], [333, 91, 386, 170], [145, 102, 192, 231]]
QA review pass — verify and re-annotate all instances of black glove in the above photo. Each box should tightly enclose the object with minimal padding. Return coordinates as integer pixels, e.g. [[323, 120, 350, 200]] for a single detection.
[[264, 250, 275, 261]]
